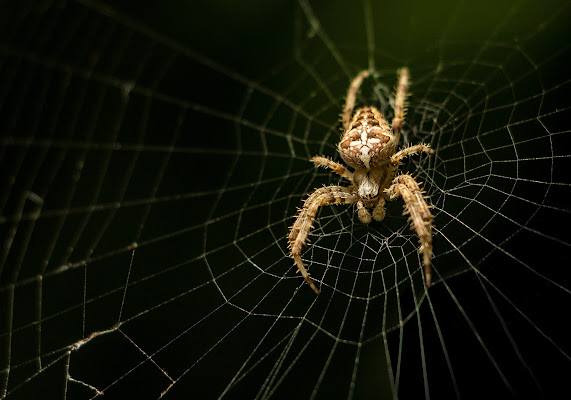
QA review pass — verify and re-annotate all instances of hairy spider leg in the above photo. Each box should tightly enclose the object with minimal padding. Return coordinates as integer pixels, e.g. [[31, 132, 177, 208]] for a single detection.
[[310, 156, 354, 182], [386, 174, 433, 287], [391, 67, 409, 144], [342, 70, 371, 132], [288, 186, 358, 294], [391, 144, 434, 166]]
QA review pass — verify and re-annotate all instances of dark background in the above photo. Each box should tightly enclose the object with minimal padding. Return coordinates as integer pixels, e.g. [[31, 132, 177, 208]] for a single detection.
[[1, 0, 570, 399]]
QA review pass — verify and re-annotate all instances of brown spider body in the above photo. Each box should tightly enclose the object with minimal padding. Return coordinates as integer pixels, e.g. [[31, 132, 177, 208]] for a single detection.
[[339, 106, 394, 170], [288, 69, 434, 294]]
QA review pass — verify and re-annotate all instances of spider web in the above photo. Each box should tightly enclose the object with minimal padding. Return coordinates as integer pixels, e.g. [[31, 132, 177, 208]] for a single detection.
[[1, 0, 570, 398]]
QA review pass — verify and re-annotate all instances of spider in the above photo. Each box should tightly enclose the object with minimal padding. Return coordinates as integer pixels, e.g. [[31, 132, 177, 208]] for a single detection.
[[288, 68, 434, 294]]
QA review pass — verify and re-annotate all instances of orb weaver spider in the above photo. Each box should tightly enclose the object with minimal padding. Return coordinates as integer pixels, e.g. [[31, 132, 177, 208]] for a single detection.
[[288, 68, 434, 294]]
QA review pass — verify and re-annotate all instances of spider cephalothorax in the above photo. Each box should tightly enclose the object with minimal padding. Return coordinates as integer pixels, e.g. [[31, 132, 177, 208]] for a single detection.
[[288, 68, 434, 294]]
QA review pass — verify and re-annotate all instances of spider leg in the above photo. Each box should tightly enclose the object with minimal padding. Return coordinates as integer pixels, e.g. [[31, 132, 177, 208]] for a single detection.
[[391, 143, 433, 166], [386, 174, 433, 287], [372, 197, 386, 221], [342, 70, 370, 131], [357, 201, 372, 223], [289, 185, 358, 294], [311, 156, 354, 182], [391, 67, 410, 144]]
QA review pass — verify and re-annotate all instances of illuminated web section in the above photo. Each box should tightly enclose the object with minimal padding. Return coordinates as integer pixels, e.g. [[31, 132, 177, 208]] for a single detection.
[[0, 0, 569, 399]]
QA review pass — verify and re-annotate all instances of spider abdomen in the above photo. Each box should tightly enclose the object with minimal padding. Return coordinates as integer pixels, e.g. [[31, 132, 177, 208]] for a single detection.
[[338, 107, 394, 170]]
